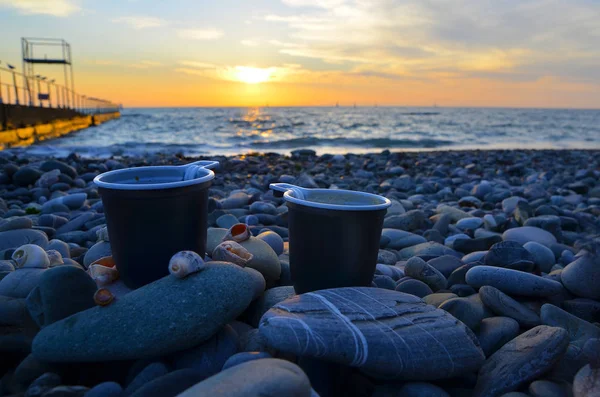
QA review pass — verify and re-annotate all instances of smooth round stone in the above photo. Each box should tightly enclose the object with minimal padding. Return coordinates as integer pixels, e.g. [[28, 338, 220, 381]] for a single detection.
[[378, 249, 399, 265], [479, 286, 541, 328], [177, 359, 312, 397], [216, 214, 239, 229], [0, 229, 49, 251], [25, 372, 62, 397], [129, 369, 206, 397], [449, 284, 476, 297], [528, 380, 570, 397], [0, 268, 47, 298], [404, 257, 447, 291], [256, 231, 284, 256], [0, 217, 33, 232], [13, 167, 42, 186], [250, 201, 278, 215], [32, 263, 256, 362], [398, 242, 462, 261], [243, 267, 266, 300], [436, 205, 470, 222], [456, 217, 483, 230], [453, 235, 502, 254], [438, 294, 492, 331], [375, 264, 404, 280], [11, 354, 57, 393], [444, 234, 470, 247], [373, 274, 396, 290], [169, 324, 238, 379], [40, 160, 77, 179], [523, 242, 555, 273], [462, 251, 487, 264], [427, 255, 464, 278], [484, 241, 534, 268], [423, 229, 444, 244], [423, 293, 458, 308], [447, 263, 478, 287], [386, 200, 406, 216], [47, 239, 71, 259], [396, 382, 450, 397], [26, 266, 97, 328], [561, 254, 600, 300], [42, 193, 87, 212], [383, 210, 427, 231], [502, 226, 557, 247], [124, 362, 169, 396], [466, 266, 564, 297], [395, 279, 433, 298], [0, 296, 33, 327], [474, 326, 569, 397], [39, 214, 69, 229], [222, 352, 272, 371], [244, 286, 296, 327], [381, 229, 427, 250], [259, 288, 485, 380], [502, 196, 528, 214], [40, 386, 89, 396], [573, 365, 600, 397], [563, 298, 600, 323], [55, 212, 96, 235], [476, 316, 520, 357], [239, 237, 281, 285], [459, 196, 482, 208], [84, 382, 123, 397]]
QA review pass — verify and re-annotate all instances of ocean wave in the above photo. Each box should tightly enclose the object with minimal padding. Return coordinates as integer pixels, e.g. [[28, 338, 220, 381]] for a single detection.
[[246, 137, 454, 149]]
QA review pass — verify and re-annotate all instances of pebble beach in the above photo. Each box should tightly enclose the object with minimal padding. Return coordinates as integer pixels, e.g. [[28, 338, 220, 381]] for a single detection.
[[0, 148, 599, 397]]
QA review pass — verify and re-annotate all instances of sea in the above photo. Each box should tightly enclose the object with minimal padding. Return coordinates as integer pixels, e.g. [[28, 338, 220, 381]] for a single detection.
[[18, 107, 600, 158]]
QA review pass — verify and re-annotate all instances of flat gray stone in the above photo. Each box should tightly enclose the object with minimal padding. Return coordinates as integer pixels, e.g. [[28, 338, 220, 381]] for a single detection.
[[438, 294, 492, 331], [0, 229, 49, 251], [177, 359, 312, 397], [404, 257, 447, 291], [243, 286, 296, 328], [523, 242, 556, 274], [466, 266, 563, 297], [476, 316, 520, 357], [561, 253, 600, 300], [479, 286, 541, 328], [428, 255, 464, 278], [259, 287, 485, 380], [398, 242, 462, 261], [474, 325, 569, 397], [502, 226, 557, 247], [32, 263, 256, 362], [0, 217, 33, 232], [0, 268, 48, 298]]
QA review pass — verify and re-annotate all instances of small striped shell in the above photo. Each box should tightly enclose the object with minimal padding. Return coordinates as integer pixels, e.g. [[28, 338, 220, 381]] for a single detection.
[[222, 223, 251, 243], [212, 241, 254, 267], [11, 244, 50, 268], [168, 251, 205, 278]]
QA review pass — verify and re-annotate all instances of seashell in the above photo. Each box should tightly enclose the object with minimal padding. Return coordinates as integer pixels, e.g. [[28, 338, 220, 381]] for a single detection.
[[91, 256, 116, 268], [212, 241, 254, 267], [94, 288, 114, 306], [222, 223, 251, 243], [169, 250, 206, 278], [46, 249, 64, 266], [88, 264, 119, 286], [96, 226, 110, 243], [11, 244, 50, 268]]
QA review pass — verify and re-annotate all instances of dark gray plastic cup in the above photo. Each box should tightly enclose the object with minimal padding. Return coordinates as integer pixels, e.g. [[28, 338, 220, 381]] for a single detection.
[[270, 183, 391, 294], [94, 160, 218, 289]]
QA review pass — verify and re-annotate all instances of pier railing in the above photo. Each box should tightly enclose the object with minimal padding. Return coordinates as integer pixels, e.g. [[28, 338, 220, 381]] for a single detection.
[[0, 65, 119, 115]]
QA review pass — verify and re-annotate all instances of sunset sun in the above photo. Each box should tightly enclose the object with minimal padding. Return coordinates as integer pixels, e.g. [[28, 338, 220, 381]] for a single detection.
[[234, 66, 273, 84]]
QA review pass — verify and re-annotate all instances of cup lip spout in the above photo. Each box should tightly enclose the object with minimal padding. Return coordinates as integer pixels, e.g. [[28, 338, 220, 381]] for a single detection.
[[93, 165, 215, 191], [283, 188, 391, 212]]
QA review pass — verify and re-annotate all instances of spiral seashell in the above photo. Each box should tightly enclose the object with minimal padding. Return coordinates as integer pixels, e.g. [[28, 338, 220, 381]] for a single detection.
[[222, 223, 251, 243], [94, 288, 114, 306], [88, 264, 119, 286], [11, 244, 50, 268], [46, 250, 64, 266], [169, 250, 206, 278], [96, 226, 109, 242], [212, 241, 254, 267]]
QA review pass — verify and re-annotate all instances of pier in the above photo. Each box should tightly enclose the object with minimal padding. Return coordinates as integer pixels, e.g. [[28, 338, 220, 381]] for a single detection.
[[0, 38, 120, 149]]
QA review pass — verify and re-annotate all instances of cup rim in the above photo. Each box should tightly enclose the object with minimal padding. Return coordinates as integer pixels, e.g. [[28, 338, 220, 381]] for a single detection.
[[93, 165, 215, 191], [283, 188, 391, 211]]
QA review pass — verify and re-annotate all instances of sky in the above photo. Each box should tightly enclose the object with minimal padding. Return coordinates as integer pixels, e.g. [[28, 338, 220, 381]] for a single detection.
[[0, 0, 598, 108]]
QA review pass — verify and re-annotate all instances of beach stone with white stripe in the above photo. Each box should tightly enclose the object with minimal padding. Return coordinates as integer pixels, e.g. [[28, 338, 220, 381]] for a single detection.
[[258, 287, 485, 380]]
